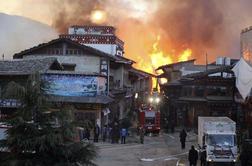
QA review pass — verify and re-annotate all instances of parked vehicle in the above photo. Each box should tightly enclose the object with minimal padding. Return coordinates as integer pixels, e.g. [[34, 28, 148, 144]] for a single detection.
[[198, 117, 238, 165]]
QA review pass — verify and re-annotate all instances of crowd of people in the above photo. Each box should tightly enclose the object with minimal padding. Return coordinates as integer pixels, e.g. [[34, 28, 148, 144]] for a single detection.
[[79, 122, 130, 144], [180, 129, 207, 166]]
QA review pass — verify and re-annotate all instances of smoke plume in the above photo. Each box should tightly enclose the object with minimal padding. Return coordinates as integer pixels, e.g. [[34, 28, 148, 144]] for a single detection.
[[47, 0, 248, 63], [2, 0, 252, 64], [50, 0, 98, 33]]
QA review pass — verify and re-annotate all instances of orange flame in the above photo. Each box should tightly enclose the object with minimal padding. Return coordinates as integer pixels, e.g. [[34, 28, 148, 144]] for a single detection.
[[134, 35, 192, 90], [179, 48, 192, 62]]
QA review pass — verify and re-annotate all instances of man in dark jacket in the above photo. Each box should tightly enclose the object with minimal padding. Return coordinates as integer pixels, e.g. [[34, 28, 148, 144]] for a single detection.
[[200, 148, 206, 166], [93, 124, 100, 142], [240, 148, 249, 166], [180, 129, 187, 149], [188, 145, 198, 166], [139, 127, 145, 144]]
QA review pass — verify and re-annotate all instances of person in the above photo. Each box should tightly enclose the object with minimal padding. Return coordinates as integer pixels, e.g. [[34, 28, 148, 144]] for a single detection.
[[170, 119, 175, 133], [188, 145, 198, 166], [107, 124, 112, 142], [84, 128, 90, 140], [78, 127, 84, 141], [240, 148, 249, 166], [111, 123, 119, 144], [115, 124, 120, 143], [102, 125, 107, 142], [139, 127, 145, 144], [180, 129, 187, 149], [93, 124, 100, 142], [120, 128, 127, 144], [200, 147, 206, 166]]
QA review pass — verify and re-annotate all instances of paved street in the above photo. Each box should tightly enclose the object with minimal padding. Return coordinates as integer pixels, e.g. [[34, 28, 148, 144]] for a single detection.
[[95, 131, 199, 166]]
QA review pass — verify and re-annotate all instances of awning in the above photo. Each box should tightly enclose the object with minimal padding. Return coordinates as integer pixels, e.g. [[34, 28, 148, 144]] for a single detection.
[[48, 95, 114, 104]]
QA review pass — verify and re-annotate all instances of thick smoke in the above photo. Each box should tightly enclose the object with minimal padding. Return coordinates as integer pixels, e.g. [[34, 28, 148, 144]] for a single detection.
[[50, 0, 100, 33], [2, 0, 252, 63], [48, 0, 242, 63], [153, 0, 225, 62]]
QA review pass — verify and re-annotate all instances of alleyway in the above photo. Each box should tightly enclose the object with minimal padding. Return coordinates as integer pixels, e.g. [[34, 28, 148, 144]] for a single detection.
[[95, 130, 200, 166]]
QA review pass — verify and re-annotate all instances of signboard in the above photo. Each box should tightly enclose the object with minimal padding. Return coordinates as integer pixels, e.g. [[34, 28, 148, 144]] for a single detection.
[[42, 74, 106, 97], [100, 59, 108, 76], [0, 99, 21, 108]]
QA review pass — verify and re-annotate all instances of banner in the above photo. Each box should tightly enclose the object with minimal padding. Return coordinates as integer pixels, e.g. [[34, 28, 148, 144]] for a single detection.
[[42, 74, 106, 97]]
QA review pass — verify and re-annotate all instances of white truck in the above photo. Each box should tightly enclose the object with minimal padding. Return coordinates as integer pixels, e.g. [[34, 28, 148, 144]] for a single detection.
[[198, 117, 238, 165]]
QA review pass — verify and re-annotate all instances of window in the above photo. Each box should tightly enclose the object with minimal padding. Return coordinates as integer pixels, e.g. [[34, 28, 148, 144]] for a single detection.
[[195, 86, 205, 97], [66, 49, 80, 55], [145, 117, 155, 125], [207, 86, 227, 96], [74, 112, 96, 124], [62, 64, 76, 71], [207, 134, 236, 147]]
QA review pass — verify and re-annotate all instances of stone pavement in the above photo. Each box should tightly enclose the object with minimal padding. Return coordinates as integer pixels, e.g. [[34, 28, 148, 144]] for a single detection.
[[94, 130, 240, 166], [94, 130, 198, 166]]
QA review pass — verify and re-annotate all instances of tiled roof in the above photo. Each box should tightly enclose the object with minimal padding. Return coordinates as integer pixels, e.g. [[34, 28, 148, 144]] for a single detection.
[[115, 55, 135, 64], [183, 65, 233, 78], [129, 68, 155, 77], [12, 38, 132, 64], [45, 70, 104, 76], [13, 38, 115, 59], [156, 59, 196, 70], [0, 57, 61, 75], [182, 65, 219, 71]]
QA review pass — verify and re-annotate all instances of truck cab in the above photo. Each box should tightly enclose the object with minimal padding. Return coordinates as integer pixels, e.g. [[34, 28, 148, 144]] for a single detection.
[[202, 132, 237, 163], [198, 117, 238, 165]]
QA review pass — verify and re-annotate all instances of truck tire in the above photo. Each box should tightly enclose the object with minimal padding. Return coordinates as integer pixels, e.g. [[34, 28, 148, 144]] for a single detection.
[[206, 162, 210, 166]]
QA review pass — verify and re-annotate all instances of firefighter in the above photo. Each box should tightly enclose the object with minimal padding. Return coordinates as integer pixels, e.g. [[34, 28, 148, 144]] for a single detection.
[[139, 127, 145, 144]]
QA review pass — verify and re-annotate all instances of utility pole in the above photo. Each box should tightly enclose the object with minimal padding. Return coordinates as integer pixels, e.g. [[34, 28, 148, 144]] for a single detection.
[[2, 54, 4, 61], [205, 52, 208, 71]]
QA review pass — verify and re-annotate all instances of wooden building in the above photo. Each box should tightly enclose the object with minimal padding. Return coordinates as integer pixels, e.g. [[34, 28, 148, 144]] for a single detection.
[[0, 58, 62, 119], [159, 62, 237, 129]]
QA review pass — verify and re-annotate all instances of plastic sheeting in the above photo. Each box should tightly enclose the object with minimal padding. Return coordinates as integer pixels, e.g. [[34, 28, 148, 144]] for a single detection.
[[232, 58, 252, 99]]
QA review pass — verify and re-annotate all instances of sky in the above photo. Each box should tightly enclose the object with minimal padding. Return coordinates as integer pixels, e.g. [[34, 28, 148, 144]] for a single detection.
[[1, 0, 252, 67]]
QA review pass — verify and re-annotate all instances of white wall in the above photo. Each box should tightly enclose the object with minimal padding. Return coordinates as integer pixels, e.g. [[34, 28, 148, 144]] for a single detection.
[[84, 44, 117, 56], [24, 55, 100, 73]]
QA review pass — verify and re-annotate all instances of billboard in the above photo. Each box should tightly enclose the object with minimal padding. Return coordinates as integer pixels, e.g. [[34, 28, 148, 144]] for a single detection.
[[42, 74, 106, 97]]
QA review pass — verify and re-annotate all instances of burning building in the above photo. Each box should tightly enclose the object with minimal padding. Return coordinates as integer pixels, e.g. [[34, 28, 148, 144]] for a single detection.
[[59, 25, 124, 56], [158, 58, 238, 129]]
